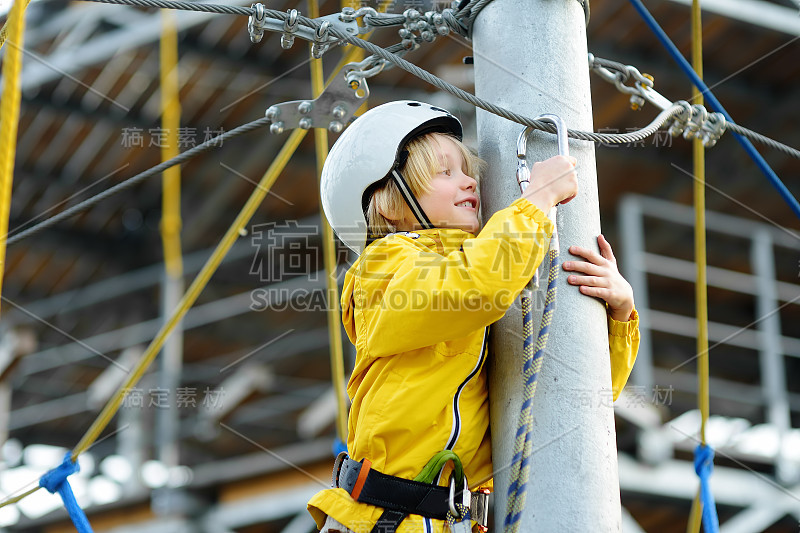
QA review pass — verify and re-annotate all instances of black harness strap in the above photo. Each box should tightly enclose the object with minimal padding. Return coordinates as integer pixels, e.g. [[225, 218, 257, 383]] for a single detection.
[[370, 509, 407, 533], [333, 455, 488, 533]]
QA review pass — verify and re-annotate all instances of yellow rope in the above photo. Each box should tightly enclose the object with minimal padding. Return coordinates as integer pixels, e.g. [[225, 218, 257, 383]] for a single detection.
[[0, 486, 39, 510], [0, 0, 27, 321], [0, 0, 30, 50], [309, 0, 348, 444], [74, 128, 308, 458], [0, 30, 368, 513], [160, 9, 183, 279], [71, 45, 366, 461], [688, 1, 709, 531]]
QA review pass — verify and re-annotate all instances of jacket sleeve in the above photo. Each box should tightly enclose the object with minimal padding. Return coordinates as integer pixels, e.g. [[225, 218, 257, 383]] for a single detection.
[[609, 308, 640, 401], [356, 198, 554, 358]]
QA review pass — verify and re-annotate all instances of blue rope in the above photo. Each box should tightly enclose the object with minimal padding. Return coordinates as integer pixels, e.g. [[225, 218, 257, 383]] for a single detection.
[[332, 437, 347, 457], [626, 0, 800, 221], [694, 444, 720, 533], [504, 248, 559, 532], [39, 453, 94, 533]]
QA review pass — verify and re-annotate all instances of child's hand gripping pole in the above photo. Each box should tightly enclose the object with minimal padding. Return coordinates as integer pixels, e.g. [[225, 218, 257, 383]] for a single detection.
[[515, 114, 569, 289]]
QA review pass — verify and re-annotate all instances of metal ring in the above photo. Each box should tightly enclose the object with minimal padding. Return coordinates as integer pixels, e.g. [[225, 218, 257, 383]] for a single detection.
[[448, 476, 458, 516]]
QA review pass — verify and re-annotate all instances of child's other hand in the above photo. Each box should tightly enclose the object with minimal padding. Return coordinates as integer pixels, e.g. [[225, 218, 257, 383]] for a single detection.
[[521, 155, 578, 212], [562, 234, 635, 322]]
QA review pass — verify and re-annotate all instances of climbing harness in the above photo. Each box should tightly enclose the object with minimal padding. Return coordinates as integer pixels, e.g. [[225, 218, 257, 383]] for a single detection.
[[504, 115, 567, 533], [331, 451, 489, 533]]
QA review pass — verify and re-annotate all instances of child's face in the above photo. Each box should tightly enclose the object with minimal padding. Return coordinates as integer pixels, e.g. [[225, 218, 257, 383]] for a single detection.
[[400, 134, 480, 234]]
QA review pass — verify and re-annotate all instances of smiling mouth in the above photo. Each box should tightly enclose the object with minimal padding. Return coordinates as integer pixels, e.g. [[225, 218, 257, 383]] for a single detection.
[[456, 200, 477, 209]]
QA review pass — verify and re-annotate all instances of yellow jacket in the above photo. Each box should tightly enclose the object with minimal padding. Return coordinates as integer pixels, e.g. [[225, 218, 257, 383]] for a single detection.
[[308, 198, 639, 532]]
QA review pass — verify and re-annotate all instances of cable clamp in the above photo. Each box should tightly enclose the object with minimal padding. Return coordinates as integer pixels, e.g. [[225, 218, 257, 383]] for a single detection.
[[666, 101, 693, 137], [281, 9, 300, 49], [245, 9, 358, 50], [311, 21, 331, 58], [248, 3, 266, 43], [399, 8, 434, 48], [700, 112, 726, 148], [683, 104, 708, 141]]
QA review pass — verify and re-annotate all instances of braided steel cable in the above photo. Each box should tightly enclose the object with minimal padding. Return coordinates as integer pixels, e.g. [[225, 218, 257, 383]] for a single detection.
[[82, 0, 252, 15], [6, 117, 271, 246], [726, 123, 800, 160], [79, 0, 800, 156]]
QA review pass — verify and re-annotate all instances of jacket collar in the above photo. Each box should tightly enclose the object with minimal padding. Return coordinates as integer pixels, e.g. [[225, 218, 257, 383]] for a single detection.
[[408, 228, 475, 255]]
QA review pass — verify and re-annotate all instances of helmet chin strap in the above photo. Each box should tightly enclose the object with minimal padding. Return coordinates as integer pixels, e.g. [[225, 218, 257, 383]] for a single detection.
[[391, 169, 433, 230]]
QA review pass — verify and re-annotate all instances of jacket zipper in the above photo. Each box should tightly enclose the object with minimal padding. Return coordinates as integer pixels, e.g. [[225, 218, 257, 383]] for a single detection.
[[445, 327, 489, 451]]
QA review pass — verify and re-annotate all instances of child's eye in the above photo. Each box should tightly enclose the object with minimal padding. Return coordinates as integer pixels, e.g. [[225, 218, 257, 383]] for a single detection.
[[441, 169, 451, 176]]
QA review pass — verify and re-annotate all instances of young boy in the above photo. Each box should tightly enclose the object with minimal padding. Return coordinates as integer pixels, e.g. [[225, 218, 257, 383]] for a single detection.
[[308, 101, 639, 533]]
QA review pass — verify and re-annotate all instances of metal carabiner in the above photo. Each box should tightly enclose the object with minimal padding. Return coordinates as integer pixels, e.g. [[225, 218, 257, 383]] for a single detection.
[[516, 114, 569, 193], [448, 474, 470, 519], [516, 114, 569, 288]]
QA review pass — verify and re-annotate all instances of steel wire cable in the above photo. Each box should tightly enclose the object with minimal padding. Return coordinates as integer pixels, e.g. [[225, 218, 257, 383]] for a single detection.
[[82, 0, 252, 15], [726, 123, 800, 160], [6, 117, 271, 246], [78, 0, 800, 157]]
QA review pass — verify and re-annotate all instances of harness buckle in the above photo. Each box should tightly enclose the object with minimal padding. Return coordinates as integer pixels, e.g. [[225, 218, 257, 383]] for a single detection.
[[470, 488, 491, 529]]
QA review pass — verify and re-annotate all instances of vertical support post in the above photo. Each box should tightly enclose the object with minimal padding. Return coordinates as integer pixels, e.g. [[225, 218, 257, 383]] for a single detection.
[[156, 8, 183, 510], [472, 1, 623, 530], [619, 196, 653, 392], [157, 272, 183, 470], [310, 0, 348, 446], [0, 381, 10, 450], [752, 230, 795, 484], [118, 383, 145, 496]]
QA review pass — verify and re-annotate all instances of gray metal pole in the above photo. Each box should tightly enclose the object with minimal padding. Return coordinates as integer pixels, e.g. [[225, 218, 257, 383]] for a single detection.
[[157, 273, 184, 471], [620, 196, 653, 393], [751, 230, 796, 485], [472, 1, 623, 530]]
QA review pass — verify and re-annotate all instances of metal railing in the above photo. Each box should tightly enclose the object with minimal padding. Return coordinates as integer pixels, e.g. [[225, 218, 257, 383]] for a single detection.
[[618, 194, 800, 484]]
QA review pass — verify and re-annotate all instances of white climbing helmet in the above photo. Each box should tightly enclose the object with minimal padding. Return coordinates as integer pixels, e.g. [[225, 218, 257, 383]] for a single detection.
[[320, 100, 463, 254]]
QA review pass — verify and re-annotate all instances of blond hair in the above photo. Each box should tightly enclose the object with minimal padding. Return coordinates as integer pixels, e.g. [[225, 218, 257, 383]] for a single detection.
[[365, 133, 484, 239]]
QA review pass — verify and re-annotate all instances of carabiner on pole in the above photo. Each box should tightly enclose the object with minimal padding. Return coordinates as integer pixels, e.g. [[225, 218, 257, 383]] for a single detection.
[[516, 114, 569, 288]]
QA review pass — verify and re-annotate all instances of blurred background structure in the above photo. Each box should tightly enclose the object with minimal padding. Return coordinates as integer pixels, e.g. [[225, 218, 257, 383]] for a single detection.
[[0, 0, 798, 531]]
